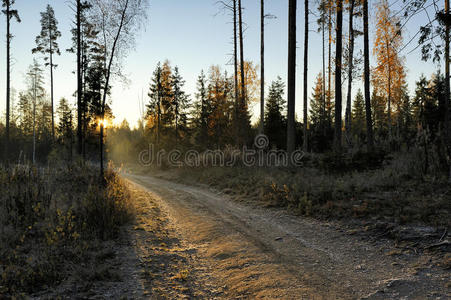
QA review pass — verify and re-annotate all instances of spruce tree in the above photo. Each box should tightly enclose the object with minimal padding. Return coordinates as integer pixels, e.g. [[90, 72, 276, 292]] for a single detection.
[[172, 66, 190, 144], [265, 77, 287, 149], [193, 70, 209, 147], [351, 89, 366, 142]]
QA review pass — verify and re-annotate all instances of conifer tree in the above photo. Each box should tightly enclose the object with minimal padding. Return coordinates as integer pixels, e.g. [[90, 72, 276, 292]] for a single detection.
[[172, 66, 190, 144], [32, 4, 61, 142], [2, 0, 21, 156], [193, 70, 209, 147], [351, 89, 366, 142], [265, 77, 287, 149]]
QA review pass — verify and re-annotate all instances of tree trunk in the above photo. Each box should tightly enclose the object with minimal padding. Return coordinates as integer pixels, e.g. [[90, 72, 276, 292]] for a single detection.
[[32, 75, 37, 164], [334, 0, 343, 152], [238, 1, 246, 108], [363, 0, 374, 150], [6, 2, 11, 160], [175, 101, 179, 146], [100, 0, 129, 178], [387, 41, 392, 141], [234, 0, 239, 134], [327, 3, 332, 133], [345, 0, 355, 139], [287, 0, 297, 154], [445, 0, 450, 180], [100, 124, 104, 176], [77, 0, 83, 156], [238, 0, 247, 145], [322, 4, 326, 137], [157, 79, 161, 146], [260, 0, 265, 134], [49, 39, 55, 142], [82, 27, 87, 160], [303, 0, 309, 151]]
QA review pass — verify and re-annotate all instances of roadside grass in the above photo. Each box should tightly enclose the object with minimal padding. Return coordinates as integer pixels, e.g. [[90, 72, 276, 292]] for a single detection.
[[0, 164, 134, 297], [149, 151, 450, 228]]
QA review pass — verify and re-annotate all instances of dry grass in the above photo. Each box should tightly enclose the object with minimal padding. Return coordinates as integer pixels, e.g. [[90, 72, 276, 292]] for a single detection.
[[157, 152, 450, 228], [0, 164, 134, 297]]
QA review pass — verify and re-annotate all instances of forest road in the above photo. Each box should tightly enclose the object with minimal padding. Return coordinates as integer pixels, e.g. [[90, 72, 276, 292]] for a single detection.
[[123, 173, 450, 299]]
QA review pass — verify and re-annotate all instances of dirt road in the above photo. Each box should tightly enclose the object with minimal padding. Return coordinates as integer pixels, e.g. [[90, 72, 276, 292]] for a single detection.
[[124, 173, 450, 299]]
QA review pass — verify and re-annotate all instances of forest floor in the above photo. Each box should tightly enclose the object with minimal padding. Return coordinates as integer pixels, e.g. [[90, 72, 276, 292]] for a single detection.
[[118, 172, 450, 299]]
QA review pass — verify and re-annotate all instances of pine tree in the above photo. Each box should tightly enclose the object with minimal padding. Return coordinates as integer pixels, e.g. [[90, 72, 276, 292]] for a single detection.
[[303, 0, 309, 151], [32, 4, 61, 142], [68, 1, 103, 158], [2, 0, 20, 156], [26, 59, 46, 163], [363, 0, 374, 150], [287, 0, 297, 153], [334, 0, 343, 151]]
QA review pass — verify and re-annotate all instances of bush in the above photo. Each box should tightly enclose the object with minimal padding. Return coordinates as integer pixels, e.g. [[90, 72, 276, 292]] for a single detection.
[[0, 164, 134, 296]]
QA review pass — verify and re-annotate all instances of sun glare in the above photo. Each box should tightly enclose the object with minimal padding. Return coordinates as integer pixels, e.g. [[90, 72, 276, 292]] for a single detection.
[[98, 119, 110, 128]]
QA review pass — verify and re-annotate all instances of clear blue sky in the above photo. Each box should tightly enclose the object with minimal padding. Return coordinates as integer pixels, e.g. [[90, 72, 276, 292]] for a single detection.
[[0, 0, 441, 128]]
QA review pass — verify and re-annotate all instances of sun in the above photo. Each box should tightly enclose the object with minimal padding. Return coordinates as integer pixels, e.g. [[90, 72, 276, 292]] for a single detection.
[[98, 119, 110, 128]]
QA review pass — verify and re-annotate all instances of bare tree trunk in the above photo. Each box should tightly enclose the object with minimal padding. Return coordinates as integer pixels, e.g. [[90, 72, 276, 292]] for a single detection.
[[238, 0, 246, 109], [32, 75, 37, 164], [77, 0, 83, 156], [327, 3, 332, 134], [387, 41, 392, 141], [82, 28, 87, 160], [100, 124, 104, 175], [287, 0, 296, 154], [334, 0, 343, 152], [363, 0, 374, 150], [175, 102, 179, 146], [260, 0, 265, 134], [303, 0, 309, 151], [49, 35, 55, 142], [234, 0, 239, 133], [100, 0, 129, 178], [345, 0, 355, 139], [322, 9, 326, 136], [238, 0, 247, 145], [445, 0, 450, 180], [303, 0, 309, 152], [157, 80, 161, 146], [6, 2, 11, 160]]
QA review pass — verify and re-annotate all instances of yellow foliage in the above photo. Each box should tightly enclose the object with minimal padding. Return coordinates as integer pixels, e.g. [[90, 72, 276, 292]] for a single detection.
[[236, 61, 261, 103], [372, 0, 406, 111]]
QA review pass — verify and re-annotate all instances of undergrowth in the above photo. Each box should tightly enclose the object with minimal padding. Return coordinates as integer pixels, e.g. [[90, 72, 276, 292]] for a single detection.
[[160, 151, 450, 228], [0, 164, 134, 297]]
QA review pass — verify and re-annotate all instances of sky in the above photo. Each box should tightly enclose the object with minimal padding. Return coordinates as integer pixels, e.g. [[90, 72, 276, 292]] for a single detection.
[[0, 0, 442, 128]]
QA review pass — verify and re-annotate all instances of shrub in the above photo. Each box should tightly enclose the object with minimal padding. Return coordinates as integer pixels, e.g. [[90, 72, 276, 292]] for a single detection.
[[0, 164, 134, 296]]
